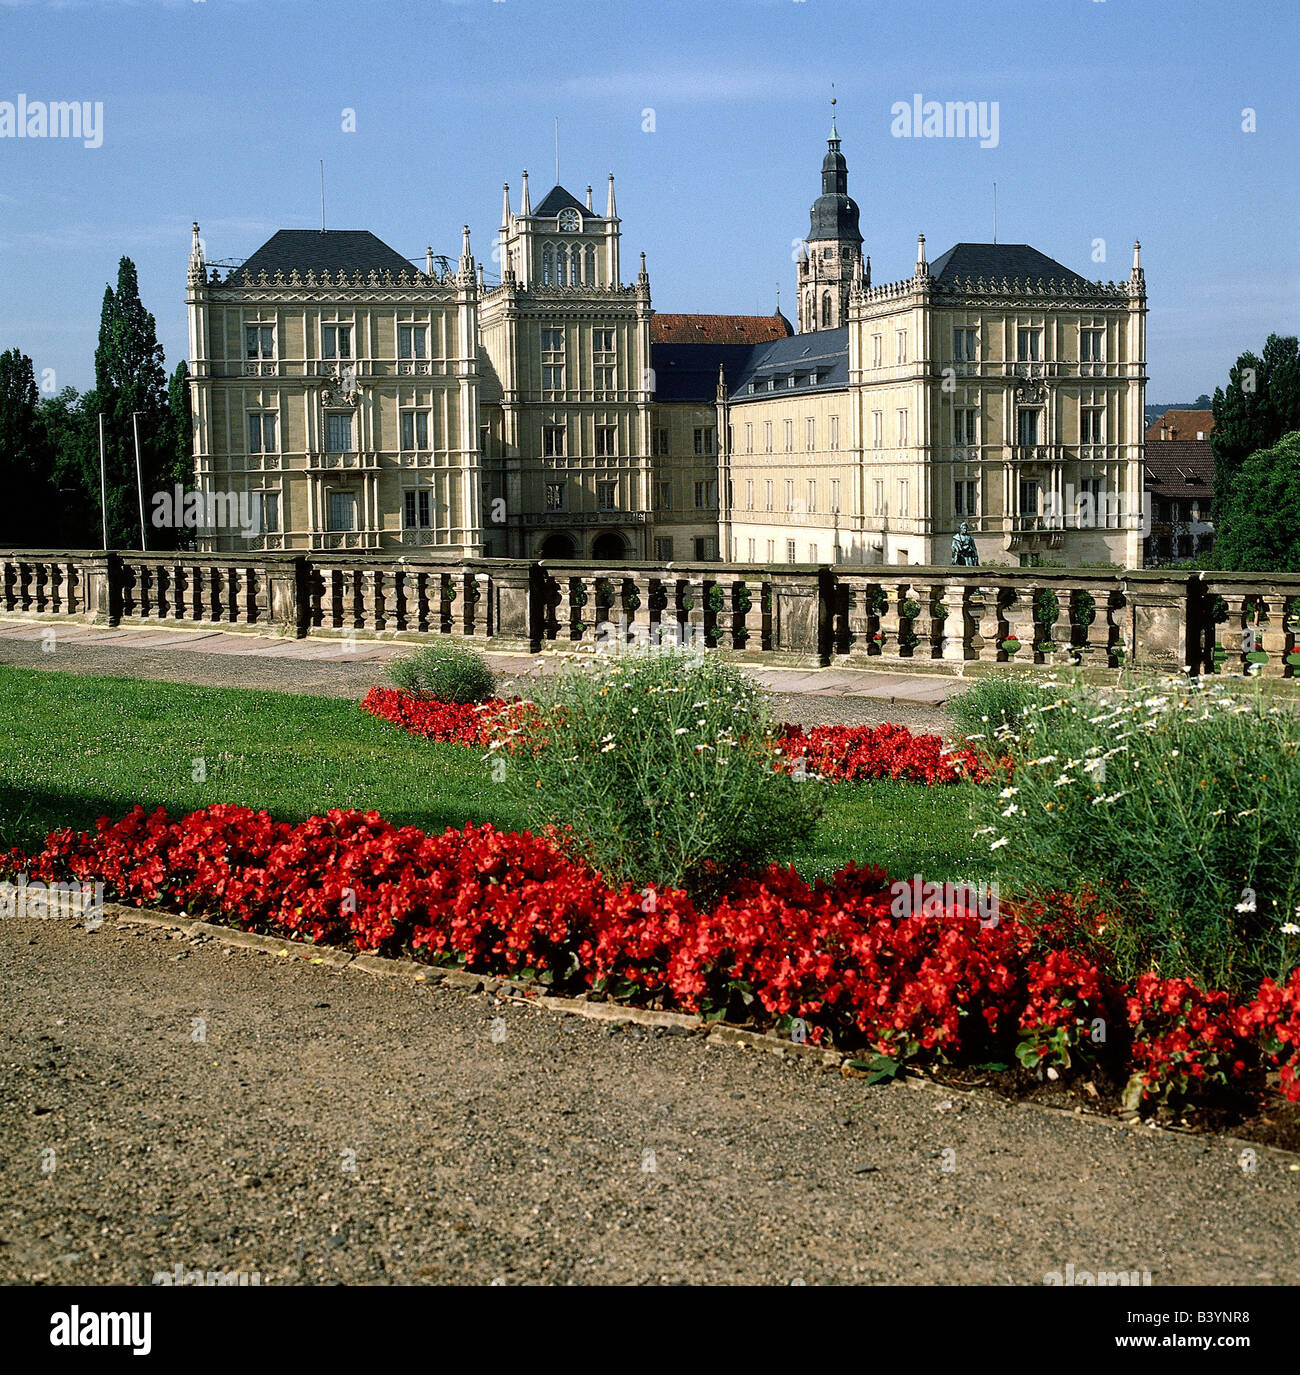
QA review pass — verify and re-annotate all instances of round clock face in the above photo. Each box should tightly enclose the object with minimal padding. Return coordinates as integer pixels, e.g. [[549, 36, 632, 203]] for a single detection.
[[558, 208, 581, 232]]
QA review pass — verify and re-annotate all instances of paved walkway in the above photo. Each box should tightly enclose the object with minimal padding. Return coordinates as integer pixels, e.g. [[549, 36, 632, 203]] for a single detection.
[[0, 619, 961, 731], [2, 914, 1295, 1286]]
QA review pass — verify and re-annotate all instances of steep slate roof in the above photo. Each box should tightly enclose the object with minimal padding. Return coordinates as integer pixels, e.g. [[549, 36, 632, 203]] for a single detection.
[[1145, 409, 1215, 441], [651, 343, 759, 403], [237, 229, 421, 279], [651, 313, 794, 345], [1143, 440, 1216, 498], [929, 242, 1094, 288], [729, 326, 849, 400], [533, 185, 593, 218]]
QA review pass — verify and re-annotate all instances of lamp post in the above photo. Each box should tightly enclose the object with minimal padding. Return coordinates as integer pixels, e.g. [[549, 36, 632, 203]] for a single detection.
[[132, 411, 147, 552]]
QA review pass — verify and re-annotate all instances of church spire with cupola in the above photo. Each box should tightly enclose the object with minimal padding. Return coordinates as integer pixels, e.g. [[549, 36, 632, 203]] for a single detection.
[[797, 99, 864, 333]]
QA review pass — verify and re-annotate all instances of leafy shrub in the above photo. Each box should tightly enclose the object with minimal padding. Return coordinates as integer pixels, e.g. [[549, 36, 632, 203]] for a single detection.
[[503, 646, 820, 893], [969, 674, 1300, 994], [387, 641, 496, 704], [949, 673, 1049, 740]]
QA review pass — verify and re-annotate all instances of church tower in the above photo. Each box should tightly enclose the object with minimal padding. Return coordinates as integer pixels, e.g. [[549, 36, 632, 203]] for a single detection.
[[797, 117, 864, 333]]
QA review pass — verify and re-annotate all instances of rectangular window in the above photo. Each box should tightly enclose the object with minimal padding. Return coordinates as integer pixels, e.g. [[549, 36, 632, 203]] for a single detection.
[[785, 478, 795, 512], [955, 408, 978, 445], [322, 325, 352, 360], [783, 419, 794, 453], [398, 325, 427, 360], [765, 479, 773, 511], [896, 330, 908, 365], [953, 327, 977, 362], [653, 427, 670, 457], [542, 328, 565, 352], [745, 478, 754, 510], [247, 413, 276, 454], [954, 479, 977, 518], [873, 479, 885, 516], [1080, 328, 1104, 362], [693, 536, 718, 561], [763, 421, 773, 453], [872, 334, 883, 368], [1019, 478, 1041, 516], [252, 491, 279, 533], [1018, 409, 1040, 446], [403, 489, 432, 529], [872, 411, 883, 448], [245, 325, 274, 360], [658, 480, 672, 510], [1081, 407, 1104, 443], [694, 427, 715, 456], [542, 365, 565, 389], [593, 328, 614, 352], [897, 409, 908, 445], [595, 425, 617, 457], [744, 422, 753, 454], [830, 478, 841, 514], [829, 414, 840, 450], [593, 365, 616, 390], [766, 539, 775, 562], [808, 543, 818, 563], [654, 537, 674, 560], [897, 478, 910, 517], [326, 490, 356, 532], [400, 410, 430, 451], [805, 418, 816, 452], [806, 479, 817, 513], [694, 479, 717, 510], [325, 413, 352, 453], [786, 539, 797, 564], [543, 425, 566, 457], [545, 481, 565, 511], [1017, 327, 1042, 362], [597, 481, 617, 511]]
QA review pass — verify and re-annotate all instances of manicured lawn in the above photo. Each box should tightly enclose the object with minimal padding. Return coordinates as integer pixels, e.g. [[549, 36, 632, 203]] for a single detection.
[[0, 666, 991, 883]]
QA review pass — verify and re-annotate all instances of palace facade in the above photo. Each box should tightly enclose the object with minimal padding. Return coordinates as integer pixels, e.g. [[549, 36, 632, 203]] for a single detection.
[[186, 123, 1147, 567]]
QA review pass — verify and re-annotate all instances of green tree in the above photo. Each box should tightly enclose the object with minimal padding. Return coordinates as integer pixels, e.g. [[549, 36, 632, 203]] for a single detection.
[[94, 257, 169, 548], [1192, 392, 1211, 408], [166, 360, 193, 489], [1212, 431, 1300, 572], [0, 348, 57, 546], [38, 386, 101, 546], [1211, 335, 1300, 517]]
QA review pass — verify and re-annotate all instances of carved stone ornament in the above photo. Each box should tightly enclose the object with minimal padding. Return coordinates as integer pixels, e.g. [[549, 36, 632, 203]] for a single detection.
[[321, 367, 360, 408]]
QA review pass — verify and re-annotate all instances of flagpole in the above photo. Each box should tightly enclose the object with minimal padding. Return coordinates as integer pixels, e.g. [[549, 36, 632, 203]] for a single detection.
[[97, 412, 109, 549], [132, 411, 147, 552]]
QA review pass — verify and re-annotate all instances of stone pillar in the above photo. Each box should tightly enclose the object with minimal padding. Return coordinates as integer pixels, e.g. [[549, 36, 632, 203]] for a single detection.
[[1126, 574, 1193, 672], [770, 572, 822, 660], [490, 562, 536, 651]]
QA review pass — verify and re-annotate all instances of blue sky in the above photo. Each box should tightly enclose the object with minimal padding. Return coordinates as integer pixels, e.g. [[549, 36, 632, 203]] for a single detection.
[[1, 0, 1296, 400]]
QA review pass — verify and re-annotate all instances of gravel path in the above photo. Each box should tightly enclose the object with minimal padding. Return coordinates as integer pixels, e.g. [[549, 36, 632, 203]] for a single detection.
[[1, 916, 1294, 1287]]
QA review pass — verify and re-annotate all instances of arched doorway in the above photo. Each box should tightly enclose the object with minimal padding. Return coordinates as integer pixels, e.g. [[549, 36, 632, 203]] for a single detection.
[[539, 533, 576, 560], [591, 531, 626, 561]]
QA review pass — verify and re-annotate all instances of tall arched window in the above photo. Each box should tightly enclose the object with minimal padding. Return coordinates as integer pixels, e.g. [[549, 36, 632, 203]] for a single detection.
[[542, 243, 553, 286], [555, 244, 568, 286], [821, 292, 832, 327], [568, 242, 581, 285], [585, 244, 597, 286]]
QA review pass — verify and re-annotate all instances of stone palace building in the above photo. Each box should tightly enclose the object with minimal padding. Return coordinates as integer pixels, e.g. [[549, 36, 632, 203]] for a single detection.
[[186, 121, 1147, 567]]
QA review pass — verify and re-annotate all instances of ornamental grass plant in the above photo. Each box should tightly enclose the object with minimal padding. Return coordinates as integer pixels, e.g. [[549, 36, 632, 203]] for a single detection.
[[387, 641, 496, 704], [966, 673, 1300, 994], [501, 645, 820, 894]]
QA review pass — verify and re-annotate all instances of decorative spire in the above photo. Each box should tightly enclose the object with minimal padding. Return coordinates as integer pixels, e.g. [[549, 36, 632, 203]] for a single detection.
[[607, 172, 617, 218], [460, 224, 473, 272], [1132, 239, 1142, 271], [501, 181, 511, 226], [426, 246, 434, 275], [585, 184, 594, 211], [190, 221, 203, 261], [915, 233, 928, 276], [637, 250, 648, 287], [519, 170, 531, 216], [829, 84, 839, 144]]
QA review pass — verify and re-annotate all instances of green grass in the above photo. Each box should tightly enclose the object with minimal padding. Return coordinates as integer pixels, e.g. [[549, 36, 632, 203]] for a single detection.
[[0, 665, 990, 884]]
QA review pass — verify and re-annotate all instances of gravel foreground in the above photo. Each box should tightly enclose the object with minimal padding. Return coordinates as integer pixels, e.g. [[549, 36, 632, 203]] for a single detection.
[[1, 916, 1295, 1287]]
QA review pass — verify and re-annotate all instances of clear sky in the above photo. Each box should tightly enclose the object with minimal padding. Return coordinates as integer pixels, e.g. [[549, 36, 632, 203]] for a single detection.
[[2, 0, 1296, 400]]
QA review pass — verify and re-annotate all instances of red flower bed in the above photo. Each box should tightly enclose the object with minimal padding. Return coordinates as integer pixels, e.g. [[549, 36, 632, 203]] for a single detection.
[[9, 805, 1294, 1109], [362, 687, 989, 785]]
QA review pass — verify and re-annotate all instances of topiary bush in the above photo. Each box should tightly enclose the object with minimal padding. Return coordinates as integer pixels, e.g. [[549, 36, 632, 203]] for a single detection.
[[387, 640, 496, 704], [504, 646, 821, 894]]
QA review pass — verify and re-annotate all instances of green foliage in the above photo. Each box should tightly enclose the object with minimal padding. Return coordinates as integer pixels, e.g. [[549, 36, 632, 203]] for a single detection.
[[37, 386, 102, 546], [504, 647, 821, 893], [1211, 431, 1300, 572], [899, 597, 922, 620], [0, 348, 57, 545], [1211, 334, 1300, 523], [387, 641, 496, 704], [949, 673, 1049, 740], [968, 674, 1300, 993]]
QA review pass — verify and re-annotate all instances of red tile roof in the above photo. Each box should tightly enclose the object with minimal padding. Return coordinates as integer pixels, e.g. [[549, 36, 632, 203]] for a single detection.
[[651, 313, 794, 345], [1145, 409, 1215, 441], [1143, 439, 1216, 497]]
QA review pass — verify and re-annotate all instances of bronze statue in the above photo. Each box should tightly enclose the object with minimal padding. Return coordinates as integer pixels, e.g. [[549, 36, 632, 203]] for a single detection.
[[951, 521, 979, 566]]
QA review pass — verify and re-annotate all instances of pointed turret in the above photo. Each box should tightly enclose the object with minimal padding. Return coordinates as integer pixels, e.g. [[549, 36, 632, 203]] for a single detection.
[[519, 170, 531, 216], [501, 181, 511, 227], [606, 173, 617, 219], [586, 184, 594, 211]]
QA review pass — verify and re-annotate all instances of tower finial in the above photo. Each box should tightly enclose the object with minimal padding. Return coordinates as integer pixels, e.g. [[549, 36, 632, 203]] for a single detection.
[[829, 82, 839, 141], [607, 172, 617, 218], [520, 170, 531, 216]]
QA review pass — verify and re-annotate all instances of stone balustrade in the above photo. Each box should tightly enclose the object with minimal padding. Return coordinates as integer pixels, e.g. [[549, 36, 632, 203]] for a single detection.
[[3, 548, 1299, 678]]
